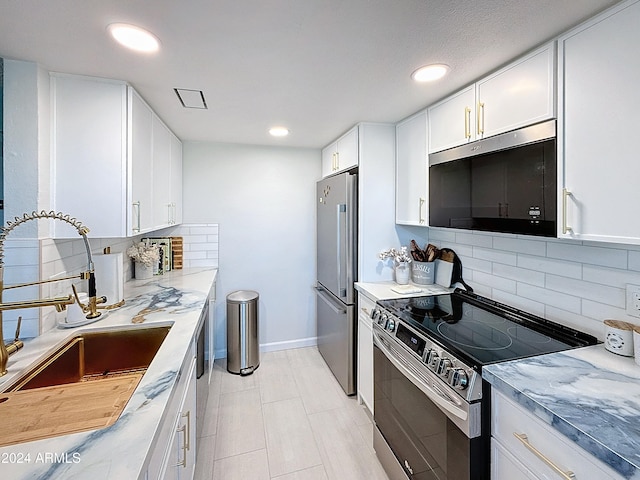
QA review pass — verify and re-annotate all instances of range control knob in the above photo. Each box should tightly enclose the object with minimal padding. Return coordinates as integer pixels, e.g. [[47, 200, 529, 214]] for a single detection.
[[386, 318, 396, 332], [371, 309, 380, 322], [448, 368, 469, 390], [426, 350, 439, 371], [379, 314, 388, 327], [436, 358, 452, 377]]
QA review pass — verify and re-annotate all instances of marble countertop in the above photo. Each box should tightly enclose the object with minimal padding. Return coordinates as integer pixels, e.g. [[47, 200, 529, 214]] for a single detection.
[[484, 344, 640, 479], [0, 267, 217, 480]]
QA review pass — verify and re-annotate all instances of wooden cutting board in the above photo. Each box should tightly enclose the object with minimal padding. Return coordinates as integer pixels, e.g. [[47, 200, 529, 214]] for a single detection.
[[0, 373, 142, 447]]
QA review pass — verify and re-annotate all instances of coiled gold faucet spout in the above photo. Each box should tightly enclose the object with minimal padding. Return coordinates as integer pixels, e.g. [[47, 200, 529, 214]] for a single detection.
[[0, 211, 98, 377]]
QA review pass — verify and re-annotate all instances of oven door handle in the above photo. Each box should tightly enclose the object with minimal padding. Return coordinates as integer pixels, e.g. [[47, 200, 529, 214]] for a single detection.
[[373, 328, 468, 421]]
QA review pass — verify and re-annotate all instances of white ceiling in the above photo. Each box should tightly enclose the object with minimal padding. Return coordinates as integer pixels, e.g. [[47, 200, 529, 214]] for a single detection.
[[0, 0, 619, 149]]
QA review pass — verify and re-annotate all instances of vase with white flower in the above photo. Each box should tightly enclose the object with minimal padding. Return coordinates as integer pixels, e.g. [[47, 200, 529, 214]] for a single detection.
[[379, 246, 412, 285], [127, 242, 160, 280]]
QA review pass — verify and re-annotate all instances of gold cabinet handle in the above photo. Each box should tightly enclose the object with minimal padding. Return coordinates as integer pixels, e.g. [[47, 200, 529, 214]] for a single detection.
[[514, 433, 576, 480], [174, 424, 187, 468], [419, 197, 426, 224], [464, 107, 471, 139], [477, 102, 485, 135], [132, 201, 141, 233], [562, 188, 573, 234], [361, 307, 370, 315], [183, 410, 191, 451], [335, 152, 340, 171]]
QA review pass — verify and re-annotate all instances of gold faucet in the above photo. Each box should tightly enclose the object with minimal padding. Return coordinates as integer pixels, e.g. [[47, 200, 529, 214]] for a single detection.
[[0, 211, 111, 377]]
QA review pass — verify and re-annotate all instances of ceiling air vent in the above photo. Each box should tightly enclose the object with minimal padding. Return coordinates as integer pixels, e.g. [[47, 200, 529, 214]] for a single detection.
[[174, 88, 207, 109]]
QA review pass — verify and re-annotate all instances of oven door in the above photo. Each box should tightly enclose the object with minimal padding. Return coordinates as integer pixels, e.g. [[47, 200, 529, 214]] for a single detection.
[[372, 327, 487, 480]]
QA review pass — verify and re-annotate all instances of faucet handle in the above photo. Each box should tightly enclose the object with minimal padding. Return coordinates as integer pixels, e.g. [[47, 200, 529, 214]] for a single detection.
[[14, 316, 21, 341]]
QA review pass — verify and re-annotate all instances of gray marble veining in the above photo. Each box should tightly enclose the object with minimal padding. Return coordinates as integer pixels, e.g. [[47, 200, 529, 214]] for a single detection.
[[484, 345, 640, 479], [0, 267, 217, 479]]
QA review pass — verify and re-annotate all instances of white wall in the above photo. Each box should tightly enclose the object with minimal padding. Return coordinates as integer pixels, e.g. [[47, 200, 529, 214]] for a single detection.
[[183, 141, 321, 357]]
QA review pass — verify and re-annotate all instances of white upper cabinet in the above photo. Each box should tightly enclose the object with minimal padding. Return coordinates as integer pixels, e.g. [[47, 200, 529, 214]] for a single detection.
[[169, 133, 183, 226], [476, 44, 555, 140], [152, 114, 172, 230], [395, 110, 428, 226], [130, 88, 154, 235], [321, 126, 358, 177], [428, 43, 555, 154], [51, 74, 129, 238], [51, 73, 182, 238], [428, 85, 476, 153], [558, 0, 640, 245]]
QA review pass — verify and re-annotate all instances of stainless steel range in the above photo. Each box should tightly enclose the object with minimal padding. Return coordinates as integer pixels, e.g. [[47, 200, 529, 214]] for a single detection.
[[371, 290, 597, 480]]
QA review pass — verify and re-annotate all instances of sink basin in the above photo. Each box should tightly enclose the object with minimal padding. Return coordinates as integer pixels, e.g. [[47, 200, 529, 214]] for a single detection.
[[0, 325, 171, 447], [4, 324, 171, 392]]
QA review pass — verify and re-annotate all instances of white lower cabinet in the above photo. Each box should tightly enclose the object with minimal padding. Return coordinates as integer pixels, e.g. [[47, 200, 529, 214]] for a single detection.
[[357, 293, 375, 414], [146, 344, 197, 480], [491, 389, 623, 480]]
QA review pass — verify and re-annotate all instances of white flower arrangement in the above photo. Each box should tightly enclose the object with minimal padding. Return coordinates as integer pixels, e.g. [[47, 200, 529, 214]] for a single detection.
[[379, 246, 412, 265], [126, 241, 160, 268]]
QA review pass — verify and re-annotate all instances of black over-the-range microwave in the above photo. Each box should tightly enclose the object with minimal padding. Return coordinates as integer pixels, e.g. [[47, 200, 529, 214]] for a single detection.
[[429, 119, 557, 237]]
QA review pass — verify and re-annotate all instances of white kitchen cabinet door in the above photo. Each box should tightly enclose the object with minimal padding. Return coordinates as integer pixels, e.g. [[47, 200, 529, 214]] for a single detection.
[[130, 88, 155, 235], [321, 127, 359, 177], [396, 110, 428, 226], [170, 133, 183, 226], [51, 74, 128, 238], [152, 115, 172, 230], [477, 43, 555, 140], [335, 127, 358, 172], [321, 141, 337, 178], [428, 85, 475, 153], [558, 0, 640, 245], [357, 293, 375, 414], [491, 438, 539, 480]]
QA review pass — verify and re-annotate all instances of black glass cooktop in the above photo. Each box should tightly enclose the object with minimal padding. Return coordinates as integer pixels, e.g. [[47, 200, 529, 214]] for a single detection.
[[376, 290, 597, 368]]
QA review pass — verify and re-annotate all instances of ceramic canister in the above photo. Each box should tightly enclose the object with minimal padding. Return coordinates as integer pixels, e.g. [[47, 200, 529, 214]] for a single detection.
[[604, 319, 634, 357]]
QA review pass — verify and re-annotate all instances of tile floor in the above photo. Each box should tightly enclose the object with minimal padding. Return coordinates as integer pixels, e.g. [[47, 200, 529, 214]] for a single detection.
[[193, 347, 390, 480]]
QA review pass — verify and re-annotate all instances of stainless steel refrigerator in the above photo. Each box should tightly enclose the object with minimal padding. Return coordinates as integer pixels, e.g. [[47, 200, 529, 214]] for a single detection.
[[316, 170, 357, 395]]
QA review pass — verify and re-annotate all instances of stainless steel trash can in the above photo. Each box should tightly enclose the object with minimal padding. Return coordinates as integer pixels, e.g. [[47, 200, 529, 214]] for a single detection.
[[226, 290, 259, 375]]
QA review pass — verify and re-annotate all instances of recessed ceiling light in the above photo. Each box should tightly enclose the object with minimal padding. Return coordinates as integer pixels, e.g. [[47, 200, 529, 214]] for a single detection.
[[108, 23, 160, 53], [411, 64, 449, 82], [269, 127, 289, 137]]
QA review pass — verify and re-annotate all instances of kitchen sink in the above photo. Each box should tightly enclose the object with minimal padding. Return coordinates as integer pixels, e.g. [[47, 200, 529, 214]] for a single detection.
[[3, 324, 171, 392], [0, 325, 172, 447]]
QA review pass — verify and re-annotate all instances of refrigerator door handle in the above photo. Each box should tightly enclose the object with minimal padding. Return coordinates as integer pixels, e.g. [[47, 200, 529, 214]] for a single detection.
[[336, 203, 347, 298], [315, 286, 347, 315]]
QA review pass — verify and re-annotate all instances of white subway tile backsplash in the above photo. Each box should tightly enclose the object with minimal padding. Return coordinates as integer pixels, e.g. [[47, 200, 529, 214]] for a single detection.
[[493, 236, 546, 256], [492, 289, 546, 317], [547, 242, 627, 269], [517, 254, 582, 279], [472, 271, 517, 294], [581, 299, 637, 326], [582, 264, 640, 289], [455, 232, 493, 248], [473, 247, 517, 266], [629, 251, 640, 272], [517, 283, 581, 313], [545, 274, 625, 308], [459, 256, 493, 274], [428, 228, 456, 243], [492, 263, 545, 287]]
